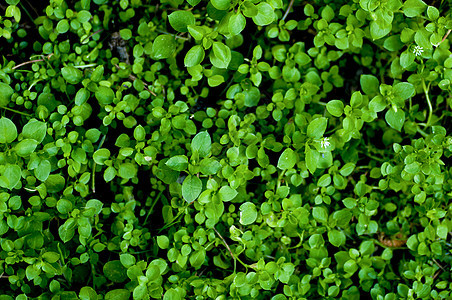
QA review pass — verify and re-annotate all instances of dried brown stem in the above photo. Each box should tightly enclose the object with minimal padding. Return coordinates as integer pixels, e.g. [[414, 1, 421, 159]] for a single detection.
[[213, 227, 236, 265], [12, 53, 53, 70]]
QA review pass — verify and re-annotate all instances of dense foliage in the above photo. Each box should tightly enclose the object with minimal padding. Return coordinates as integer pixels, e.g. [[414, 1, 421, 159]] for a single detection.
[[1, 0, 452, 298]]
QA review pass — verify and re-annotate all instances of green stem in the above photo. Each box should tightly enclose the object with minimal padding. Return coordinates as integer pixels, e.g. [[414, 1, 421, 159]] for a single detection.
[[143, 191, 163, 225], [422, 79, 433, 127], [417, 127, 428, 138], [19, 2, 34, 23], [0, 106, 32, 117]]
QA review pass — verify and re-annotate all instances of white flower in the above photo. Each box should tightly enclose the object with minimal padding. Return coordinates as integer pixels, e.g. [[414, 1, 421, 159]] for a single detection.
[[144, 156, 152, 162], [320, 137, 330, 149], [413, 45, 424, 56]]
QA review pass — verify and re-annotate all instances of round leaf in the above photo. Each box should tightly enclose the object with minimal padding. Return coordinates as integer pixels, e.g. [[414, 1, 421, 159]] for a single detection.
[[61, 66, 83, 84], [326, 100, 344, 117], [152, 35, 176, 60]]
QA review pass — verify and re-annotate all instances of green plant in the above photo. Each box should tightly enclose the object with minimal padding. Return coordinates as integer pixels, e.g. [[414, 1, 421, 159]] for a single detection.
[[0, 0, 452, 299]]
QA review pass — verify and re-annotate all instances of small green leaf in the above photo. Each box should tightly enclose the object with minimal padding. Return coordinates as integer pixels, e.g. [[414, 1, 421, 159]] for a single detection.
[[307, 117, 327, 139], [229, 13, 246, 35], [239, 202, 257, 225], [313, 206, 328, 223], [119, 28, 132, 40], [166, 155, 189, 171], [370, 21, 390, 40], [385, 108, 405, 131], [93, 148, 110, 165], [340, 163, 355, 176], [403, 0, 427, 17], [360, 74, 379, 95], [317, 174, 331, 187], [61, 66, 83, 84], [157, 236, 170, 249], [119, 254, 136, 268], [305, 146, 319, 174], [326, 100, 344, 117], [437, 223, 448, 240], [369, 95, 387, 112], [0, 82, 14, 107], [1, 164, 21, 189], [103, 261, 127, 283], [393, 82, 415, 100], [15, 139, 38, 157], [168, 11, 195, 32], [79, 287, 98, 300], [182, 175, 202, 203], [105, 289, 130, 300], [23, 119, 47, 143], [163, 289, 182, 300], [208, 75, 225, 87], [189, 249, 206, 268], [58, 218, 76, 243], [252, 2, 275, 26], [184, 45, 205, 67], [191, 131, 211, 158], [95, 86, 115, 105], [199, 158, 222, 175], [218, 185, 238, 202], [152, 35, 176, 60], [328, 230, 346, 247], [56, 19, 69, 33], [35, 159, 51, 181], [277, 148, 297, 170], [133, 125, 146, 141], [210, 42, 231, 69], [0, 117, 17, 143], [118, 163, 137, 179], [210, 0, 230, 10], [104, 166, 116, 182]]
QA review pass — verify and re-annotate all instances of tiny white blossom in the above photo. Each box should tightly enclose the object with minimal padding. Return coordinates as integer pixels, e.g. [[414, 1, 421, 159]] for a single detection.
[[320, 137, 330, 149], [144, 156, 152, 162], [413, 45, 424, 56]]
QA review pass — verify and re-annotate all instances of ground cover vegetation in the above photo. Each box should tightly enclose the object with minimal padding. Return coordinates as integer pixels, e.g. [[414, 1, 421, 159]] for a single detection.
[[0, 0, 452, 298]]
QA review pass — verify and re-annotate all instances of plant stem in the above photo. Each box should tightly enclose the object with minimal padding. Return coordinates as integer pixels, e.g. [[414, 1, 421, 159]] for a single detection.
[[422, 79, 433, 127], [91, 135, 107, 193], [213, 227, 237, 274], [282, 0, 295, 21], [143, 191, 163, 225], [12, 53, 53, 70], [0, 106, 32, 117]]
